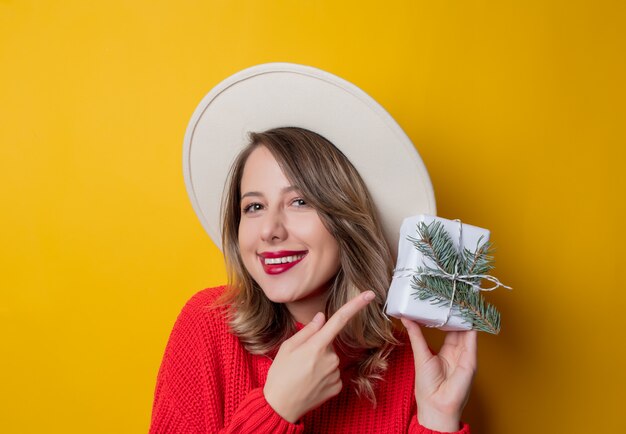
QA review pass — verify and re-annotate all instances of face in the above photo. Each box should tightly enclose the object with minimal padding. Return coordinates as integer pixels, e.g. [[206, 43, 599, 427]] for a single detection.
[[238, 145, 341, 323]]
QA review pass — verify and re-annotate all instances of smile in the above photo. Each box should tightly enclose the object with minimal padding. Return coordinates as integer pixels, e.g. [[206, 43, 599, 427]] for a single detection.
[[263, 254, 306, 265], [258, 250, 308, 275]]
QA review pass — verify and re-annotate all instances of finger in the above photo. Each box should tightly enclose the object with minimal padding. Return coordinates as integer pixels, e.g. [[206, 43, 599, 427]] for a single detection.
[[447, 333, 477, 396], [400, 317, 433, 366], [284, 312, 325, 348], [310, 291, 375, 347], [465, 330, 477, 355], [440, 330, 477, 371], [458, 330, 477, 371]]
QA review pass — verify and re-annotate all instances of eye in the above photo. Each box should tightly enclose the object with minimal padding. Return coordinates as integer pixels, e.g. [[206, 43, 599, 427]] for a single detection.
[[242, 202, 263, 214], [291, 198, 308, 207]]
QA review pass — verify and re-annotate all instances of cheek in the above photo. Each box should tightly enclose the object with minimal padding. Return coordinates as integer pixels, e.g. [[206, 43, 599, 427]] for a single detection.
[[237, 220, 257, 254], [318, 224, 341, 273], [305, 219, 340, 265], [292, 214, 332, 240], [324, 238, 341, 271]]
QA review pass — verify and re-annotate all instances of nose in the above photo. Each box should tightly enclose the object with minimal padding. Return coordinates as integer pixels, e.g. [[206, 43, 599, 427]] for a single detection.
[[260, 207, 288, 242]]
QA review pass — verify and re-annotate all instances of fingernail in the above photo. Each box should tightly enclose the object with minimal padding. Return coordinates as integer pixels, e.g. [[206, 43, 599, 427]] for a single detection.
[[312, 312, 324, 324], [363, 291, 375, 301]]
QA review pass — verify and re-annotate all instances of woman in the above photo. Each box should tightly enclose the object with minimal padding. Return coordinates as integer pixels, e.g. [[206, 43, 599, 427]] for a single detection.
[[150, 65, 476, 433]]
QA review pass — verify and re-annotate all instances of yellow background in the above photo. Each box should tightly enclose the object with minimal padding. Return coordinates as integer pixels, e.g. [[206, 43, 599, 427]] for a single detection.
[[1, 1, 624, 432]]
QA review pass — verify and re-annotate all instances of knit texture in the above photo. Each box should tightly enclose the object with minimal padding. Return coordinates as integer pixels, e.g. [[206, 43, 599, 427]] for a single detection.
[[150, 286, 471, 434]]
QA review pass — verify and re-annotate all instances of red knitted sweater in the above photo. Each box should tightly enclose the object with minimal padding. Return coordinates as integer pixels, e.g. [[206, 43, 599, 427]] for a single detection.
[[150, 286, 471, 433]]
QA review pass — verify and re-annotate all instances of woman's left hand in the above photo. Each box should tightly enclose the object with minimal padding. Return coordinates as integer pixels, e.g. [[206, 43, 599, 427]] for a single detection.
[[401, 318, 477, 432]]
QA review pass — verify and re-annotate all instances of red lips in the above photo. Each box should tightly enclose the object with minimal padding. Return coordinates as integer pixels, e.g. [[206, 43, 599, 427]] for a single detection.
[[258, 250, 308, 275]]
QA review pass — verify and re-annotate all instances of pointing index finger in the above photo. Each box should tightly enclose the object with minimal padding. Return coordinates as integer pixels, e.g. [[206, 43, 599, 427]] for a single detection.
[[311, 291, 376, 347]]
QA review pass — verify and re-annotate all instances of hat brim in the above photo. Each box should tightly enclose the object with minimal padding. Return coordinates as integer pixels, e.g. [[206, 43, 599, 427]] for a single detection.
[[183, 63, 436, 258]]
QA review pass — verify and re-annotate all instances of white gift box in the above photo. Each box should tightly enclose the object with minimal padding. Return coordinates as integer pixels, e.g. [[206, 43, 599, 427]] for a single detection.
[[385, 215, 490, 331]]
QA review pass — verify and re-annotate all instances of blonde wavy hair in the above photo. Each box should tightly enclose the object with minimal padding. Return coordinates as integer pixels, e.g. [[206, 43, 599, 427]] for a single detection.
[[219, 127, 398, 404]]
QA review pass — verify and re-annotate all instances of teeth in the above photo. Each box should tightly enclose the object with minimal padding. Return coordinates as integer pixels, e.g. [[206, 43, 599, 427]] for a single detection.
[[264, 254, 305, 265]]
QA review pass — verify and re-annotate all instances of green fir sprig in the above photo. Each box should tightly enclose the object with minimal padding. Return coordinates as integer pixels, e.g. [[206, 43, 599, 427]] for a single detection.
[[407, 221, 502, 334]]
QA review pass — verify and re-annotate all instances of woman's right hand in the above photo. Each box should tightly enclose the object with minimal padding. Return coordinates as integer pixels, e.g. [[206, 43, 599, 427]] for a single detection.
[[263, 291, 375, 423]]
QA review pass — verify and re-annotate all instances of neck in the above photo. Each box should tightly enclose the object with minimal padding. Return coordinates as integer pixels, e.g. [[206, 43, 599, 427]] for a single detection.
[[286, 289, 328, 324]]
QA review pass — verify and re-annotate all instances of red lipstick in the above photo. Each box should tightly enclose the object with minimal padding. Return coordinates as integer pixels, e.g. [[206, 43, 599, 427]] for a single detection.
[[258, 250, 308, 275]]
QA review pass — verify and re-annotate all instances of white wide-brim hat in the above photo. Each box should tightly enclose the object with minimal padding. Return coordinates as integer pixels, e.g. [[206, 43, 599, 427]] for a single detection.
[[183, 63, 436, 258]]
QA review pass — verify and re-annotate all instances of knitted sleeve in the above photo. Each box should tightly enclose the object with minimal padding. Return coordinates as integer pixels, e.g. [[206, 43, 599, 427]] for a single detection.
[[408, 414, 471, 434], [404, 392, 471, 434], [149, 288, 304, 434]]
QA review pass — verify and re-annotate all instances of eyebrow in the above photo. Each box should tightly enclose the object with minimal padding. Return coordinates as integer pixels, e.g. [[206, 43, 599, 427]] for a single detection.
[[240, 186, 299, 200]]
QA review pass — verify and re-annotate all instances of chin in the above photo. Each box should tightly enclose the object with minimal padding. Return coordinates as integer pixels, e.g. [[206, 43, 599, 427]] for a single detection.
[[263, 293, 296, 304], [257, 283, 301, 304]]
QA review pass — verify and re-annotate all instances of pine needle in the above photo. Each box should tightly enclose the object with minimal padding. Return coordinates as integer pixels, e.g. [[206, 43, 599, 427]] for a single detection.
[[408, 221, 502, 334]]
